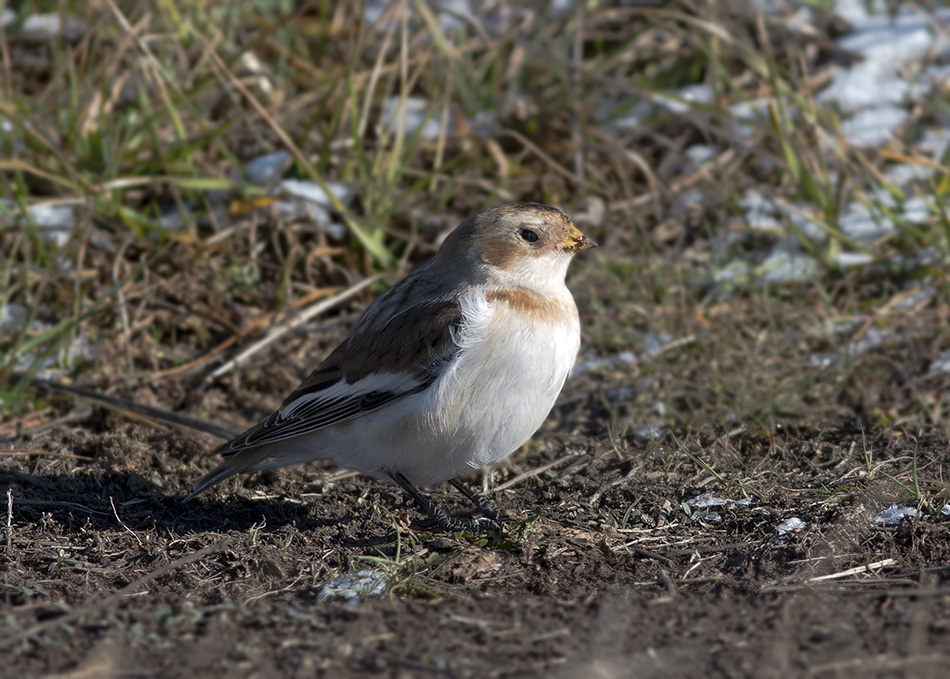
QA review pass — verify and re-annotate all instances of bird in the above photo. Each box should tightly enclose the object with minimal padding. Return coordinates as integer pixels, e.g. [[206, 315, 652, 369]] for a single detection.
[[186, 202, 596, 531]]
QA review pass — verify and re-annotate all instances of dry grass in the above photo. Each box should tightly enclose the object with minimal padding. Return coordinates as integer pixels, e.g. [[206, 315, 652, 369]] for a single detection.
[[3, 2, 947, 433]]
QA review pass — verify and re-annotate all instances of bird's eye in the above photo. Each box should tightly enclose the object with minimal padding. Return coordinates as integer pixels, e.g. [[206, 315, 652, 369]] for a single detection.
[[520, 229, 539, 243]]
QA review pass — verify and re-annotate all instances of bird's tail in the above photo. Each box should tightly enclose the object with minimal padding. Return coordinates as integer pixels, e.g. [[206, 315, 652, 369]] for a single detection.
[[184, 453, 262, 502]]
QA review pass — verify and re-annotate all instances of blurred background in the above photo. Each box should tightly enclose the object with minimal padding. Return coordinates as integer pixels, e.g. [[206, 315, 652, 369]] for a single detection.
[[2, 0, 949, 439]]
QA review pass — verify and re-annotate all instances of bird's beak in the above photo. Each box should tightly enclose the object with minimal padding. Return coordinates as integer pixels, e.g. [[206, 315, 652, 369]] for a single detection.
[[564, 223, 597, 253]]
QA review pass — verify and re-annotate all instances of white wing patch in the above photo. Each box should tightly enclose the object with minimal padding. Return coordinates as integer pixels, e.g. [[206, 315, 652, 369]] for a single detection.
[[278, 372, 421, 420], [222, 371, 431, 455]]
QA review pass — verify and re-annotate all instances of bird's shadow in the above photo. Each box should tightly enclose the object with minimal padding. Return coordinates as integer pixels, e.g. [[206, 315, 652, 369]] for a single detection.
[[0, 468, 407, 549]]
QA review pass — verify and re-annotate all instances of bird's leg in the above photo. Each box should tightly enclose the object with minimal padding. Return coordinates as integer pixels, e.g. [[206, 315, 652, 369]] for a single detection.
[[448, 478, 507, 522], [387, 472, 497, 533]]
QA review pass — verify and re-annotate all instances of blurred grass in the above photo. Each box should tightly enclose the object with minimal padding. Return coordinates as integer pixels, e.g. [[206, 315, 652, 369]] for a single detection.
[[1, 0, 948, 434]]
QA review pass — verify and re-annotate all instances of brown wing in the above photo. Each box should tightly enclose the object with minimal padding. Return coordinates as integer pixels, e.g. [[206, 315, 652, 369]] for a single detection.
[[216, 271, 463, 457]]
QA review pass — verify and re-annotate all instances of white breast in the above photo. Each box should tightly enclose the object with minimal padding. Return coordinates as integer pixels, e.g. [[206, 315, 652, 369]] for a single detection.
[[412, 287, 580, 481]]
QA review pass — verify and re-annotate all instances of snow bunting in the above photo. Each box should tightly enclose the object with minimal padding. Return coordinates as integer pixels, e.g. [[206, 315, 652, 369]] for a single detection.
[[187, 203, 595, 530]]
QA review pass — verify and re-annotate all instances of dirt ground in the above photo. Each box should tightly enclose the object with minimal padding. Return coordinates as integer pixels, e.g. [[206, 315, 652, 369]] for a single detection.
[[3, 354, 950, 678]]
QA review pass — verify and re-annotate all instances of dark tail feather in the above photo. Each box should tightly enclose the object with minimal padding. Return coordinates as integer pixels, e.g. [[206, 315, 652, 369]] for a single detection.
[[184, 456, 260, 502]]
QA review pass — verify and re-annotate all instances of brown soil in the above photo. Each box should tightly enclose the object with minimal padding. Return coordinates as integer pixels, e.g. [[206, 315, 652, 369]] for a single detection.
[[3, 372, 949, 678]]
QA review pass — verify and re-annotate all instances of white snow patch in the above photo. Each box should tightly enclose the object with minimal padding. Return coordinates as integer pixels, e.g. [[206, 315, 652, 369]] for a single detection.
[[315, 570, 388, 606], [687, 492, 753, 509], [758, 251, 819, 284], [243, 151, 291, 185], [928, 352, 950, 376], [383, 97, 446, 141], [838, 106, 908, 148], [0, 304, 29, 334], [872, 504, 917, 525], [777, 517, 806, 535]]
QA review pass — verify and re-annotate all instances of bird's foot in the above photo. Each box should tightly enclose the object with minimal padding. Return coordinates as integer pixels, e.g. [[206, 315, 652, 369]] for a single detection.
[[388, 472, 505, 533]]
